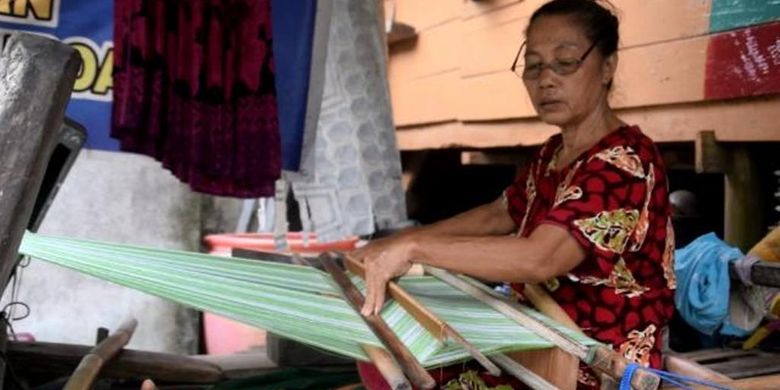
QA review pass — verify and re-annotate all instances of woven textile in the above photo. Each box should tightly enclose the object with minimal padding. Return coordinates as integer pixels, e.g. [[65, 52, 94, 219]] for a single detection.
[[20, 232, 599, 365]]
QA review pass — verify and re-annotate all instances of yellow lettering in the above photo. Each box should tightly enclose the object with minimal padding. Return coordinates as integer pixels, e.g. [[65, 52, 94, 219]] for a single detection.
[[71, 42, 97, 93], [12, 0, 53, 20], [93, 47, 113, 95], [0, 0, 10, 15]]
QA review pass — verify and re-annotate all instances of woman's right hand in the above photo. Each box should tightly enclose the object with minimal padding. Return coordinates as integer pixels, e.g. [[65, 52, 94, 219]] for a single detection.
[[346, 234, 406, 264]]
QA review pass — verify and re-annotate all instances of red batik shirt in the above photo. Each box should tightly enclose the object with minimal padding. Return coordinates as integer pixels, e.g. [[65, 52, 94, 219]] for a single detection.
[[504, 125, 676, 389]]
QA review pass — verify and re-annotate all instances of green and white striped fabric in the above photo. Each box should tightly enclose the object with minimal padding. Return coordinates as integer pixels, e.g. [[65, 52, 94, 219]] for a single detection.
[[19, 232, 599, 366]]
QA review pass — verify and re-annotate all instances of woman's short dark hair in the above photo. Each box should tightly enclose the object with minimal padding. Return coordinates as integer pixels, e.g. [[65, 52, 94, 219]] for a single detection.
[[527, 0, 620, 58]]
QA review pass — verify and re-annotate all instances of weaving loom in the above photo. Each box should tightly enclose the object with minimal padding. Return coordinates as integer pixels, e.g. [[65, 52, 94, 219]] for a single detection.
[[19, 231, 598, 368]]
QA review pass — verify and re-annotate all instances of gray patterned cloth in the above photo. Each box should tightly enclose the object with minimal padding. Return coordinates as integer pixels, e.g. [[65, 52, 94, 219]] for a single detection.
[[285, 0, 408, 242]]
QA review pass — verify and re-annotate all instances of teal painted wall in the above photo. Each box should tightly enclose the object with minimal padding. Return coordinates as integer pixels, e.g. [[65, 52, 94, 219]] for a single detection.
[[710, 0, 780, 32]]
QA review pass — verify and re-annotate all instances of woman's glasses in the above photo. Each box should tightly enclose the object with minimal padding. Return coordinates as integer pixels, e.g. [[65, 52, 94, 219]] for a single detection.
[[510, 39, 600, 80]]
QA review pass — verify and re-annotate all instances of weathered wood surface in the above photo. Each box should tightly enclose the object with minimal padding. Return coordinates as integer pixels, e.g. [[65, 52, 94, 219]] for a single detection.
[[0, 33, 80, 293], [64, 319, 138, 390], [8, 341, 224, 383], [395, 96, 780, 150], [387, 0, 780, 146]]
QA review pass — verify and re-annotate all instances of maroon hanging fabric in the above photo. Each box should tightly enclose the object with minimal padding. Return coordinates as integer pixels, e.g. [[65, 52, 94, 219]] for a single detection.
[[112, 0, 281, 197]]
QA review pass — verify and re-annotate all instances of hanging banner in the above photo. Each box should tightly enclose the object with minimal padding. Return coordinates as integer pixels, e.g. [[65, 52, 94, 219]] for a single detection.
[[0, 0, 116, 150]]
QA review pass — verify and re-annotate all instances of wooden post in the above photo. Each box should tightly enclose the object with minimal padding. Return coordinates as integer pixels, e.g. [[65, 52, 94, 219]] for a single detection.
[[694, 131, 763, 252], [724, 146, 764, 252]]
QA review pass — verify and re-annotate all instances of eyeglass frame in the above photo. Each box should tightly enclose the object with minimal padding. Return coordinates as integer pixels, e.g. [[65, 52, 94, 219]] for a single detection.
[[510, 38, 601, 80]]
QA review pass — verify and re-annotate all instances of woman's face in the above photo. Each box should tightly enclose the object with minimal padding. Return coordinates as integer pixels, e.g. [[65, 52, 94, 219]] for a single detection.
[[522, 15, 615, 127]]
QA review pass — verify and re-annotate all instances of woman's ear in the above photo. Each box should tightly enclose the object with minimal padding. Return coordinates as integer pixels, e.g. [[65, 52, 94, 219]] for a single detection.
[[602, 53, 618, 86]]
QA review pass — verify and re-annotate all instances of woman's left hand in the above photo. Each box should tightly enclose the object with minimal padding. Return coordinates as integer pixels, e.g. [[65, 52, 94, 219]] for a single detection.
[[360, 238, 415, 316]]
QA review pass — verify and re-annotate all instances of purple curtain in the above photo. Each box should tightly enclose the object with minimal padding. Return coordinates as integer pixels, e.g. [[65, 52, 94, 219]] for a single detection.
[[112, 0, 281, 197]]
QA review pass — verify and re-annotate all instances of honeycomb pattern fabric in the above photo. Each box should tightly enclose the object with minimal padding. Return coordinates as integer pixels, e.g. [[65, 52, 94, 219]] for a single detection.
[[290, 0, 406, 241]]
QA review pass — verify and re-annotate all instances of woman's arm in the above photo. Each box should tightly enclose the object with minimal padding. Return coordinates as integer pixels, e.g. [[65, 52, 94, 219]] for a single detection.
[[348, 197, 517, 264], [360, 223, 586, 315]]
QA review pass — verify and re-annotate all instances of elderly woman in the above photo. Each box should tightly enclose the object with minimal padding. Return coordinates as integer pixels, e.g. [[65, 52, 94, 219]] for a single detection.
[[350, 0, 676, 388]]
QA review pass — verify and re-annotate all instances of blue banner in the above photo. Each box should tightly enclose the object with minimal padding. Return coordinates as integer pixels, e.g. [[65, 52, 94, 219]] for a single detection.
[[0, 0, 116, 150]]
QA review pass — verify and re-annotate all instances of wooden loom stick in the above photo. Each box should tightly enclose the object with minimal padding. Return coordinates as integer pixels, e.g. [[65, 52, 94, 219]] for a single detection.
[[341, 254, 502, 376], [64, 318, 138, 390], [361, 345, 412, 390], [319, 253, 435, 390], [423, 265, 662, 390], [489, 354, 558, 390]]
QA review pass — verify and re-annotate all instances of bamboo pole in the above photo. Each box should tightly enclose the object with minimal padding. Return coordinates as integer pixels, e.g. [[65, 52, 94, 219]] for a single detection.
[[342, 254, 501, 376], [64, 318, 138, 390], [319, 253, 435, 389], [423, 266, 662, 390]]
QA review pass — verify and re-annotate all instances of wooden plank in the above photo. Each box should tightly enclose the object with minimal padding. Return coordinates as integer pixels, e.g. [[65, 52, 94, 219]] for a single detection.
[[388, 20, 460, 83], [456, 71, 535, 121], [460, 16, 526, 77], [8, 341, 224, 383], [391, 71, 460, 126], [694, 130, 727, 173], [393, 0, 460, 32], [681, 348, 757, 362], [460, 150, 532, 166], [619, 0, 711, 48], [395, 96, 780, 150], [0, 33, 80, 294], [704, 21, 780, 101], [458, 0, 711, 79], [709, 0, 780, 33], [456, 34, 710, 121], [706, 354, 780, 379], [664, 354, 733, 382], [389, 1, 780, 127], [611, 35, 709, 110], [461, 0, 527, 20], [670, 374, 780, 390], [725, 146, 764, 253]]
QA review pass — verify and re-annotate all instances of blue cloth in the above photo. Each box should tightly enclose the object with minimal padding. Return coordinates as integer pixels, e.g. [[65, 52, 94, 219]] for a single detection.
[[271, 0, 317, 171], [674, 233, 750, 337]]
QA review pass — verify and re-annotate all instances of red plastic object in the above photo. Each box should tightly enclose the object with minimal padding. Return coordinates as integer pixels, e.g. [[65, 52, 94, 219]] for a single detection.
[[201, 232, 358, 355]]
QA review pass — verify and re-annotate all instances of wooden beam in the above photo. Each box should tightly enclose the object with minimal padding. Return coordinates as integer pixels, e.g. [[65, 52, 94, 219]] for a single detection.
[[8, 341, 224, 383], [694, 130, 728, 173], [460, 150, 532, 166], [395, 96, 780, 151], [64, 318, 139, 390], [664, 354, 733, 383], [724, 146, 764, 252]]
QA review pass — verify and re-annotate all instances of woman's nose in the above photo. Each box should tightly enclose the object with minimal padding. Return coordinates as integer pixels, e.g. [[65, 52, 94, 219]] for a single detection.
[[537, 66, 557, 88]]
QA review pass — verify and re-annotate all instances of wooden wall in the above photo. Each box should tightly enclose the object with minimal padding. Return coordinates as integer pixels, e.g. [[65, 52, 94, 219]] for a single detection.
[[386, 0, 780, 150]]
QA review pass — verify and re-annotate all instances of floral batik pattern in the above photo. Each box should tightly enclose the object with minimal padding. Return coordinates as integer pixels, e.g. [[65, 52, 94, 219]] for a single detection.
[[619, 324, 658, 367], [591, 145, 646, 178], [554, 160, 584, 207], [503, 126, 675, 390], [662, 218, 677, 289], [574, 209, 640, 253], [569, 258, 650, 298], [630, 164, 655, 252]]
